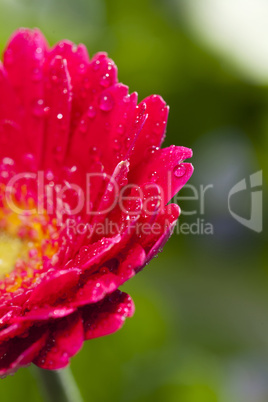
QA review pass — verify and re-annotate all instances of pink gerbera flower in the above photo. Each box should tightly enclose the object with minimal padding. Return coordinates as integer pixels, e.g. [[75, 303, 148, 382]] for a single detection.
[[0, 28, 193, 377]]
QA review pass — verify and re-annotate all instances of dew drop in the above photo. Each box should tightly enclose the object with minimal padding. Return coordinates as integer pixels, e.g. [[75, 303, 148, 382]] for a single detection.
[[173, 164, 186, 178], [79, 119, 87, 134], [99, 93, 114, 112], [113, 138, 121, 151], [51, 75, 59, 84], [100, 74, 111, 87], [32, 67, 42, 82], [70, 165, 77, 173], [93, 60, 100, 71], [44, 107, 50, 115], [100, 266, 109, 274], [123, 95, 130, 103], [124, 136, 131, 149], [89, 146, 99, 162], [149, 171, 159, 183], [117, 124, 125, 135], [87, 105, 96, 119], [153, 122, 163, 134], [32, 99, 45, 117], [22, 153, 35, 168], [57, 113, 63, 120], [79, 63, 86, 74], [145, 146, 160, 158], [2, 157, 14, 166], [46, 170, 54, 181]]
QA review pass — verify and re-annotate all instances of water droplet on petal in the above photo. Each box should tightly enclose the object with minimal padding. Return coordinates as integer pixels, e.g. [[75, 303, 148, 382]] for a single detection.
[[100, 266, 109, 274], [57, 113, 63, 120], [79, 63, 86, 74], [146, 146, 160, 157], [100, 74, 111, 87], [87, 106, 96, 119], [149, 171, 159, 182], [89, 146, 99, 162], [46, 170, 54, 181], [32, 99, 45, 117], [123, 95, 130, 103], [32, 67, 42, 82], [173, 164, 186, 178], [22, 153, 35, 169], [44, 106, 50, 116], [51, 75, 59, 84], [153, 122, 162, 134], [117, 124, 125, 135], [93, 60, 100, 71], [113, 138, 121, 151], [99, 93, 114, 112], [124, 136, 131, 149], [79, 119, 87, 134], [2, 157, 14, 166]]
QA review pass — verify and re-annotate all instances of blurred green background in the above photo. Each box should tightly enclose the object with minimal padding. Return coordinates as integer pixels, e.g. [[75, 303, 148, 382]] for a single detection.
[[0, 0, 267, 401]]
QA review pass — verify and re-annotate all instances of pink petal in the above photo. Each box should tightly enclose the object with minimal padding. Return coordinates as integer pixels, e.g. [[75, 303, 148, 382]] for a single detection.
[[3, 28, 48, 163], [0, 323, 31, 343], [90, 160, 130, 232], [14, 306, 75, 322], [0, 330, 48, 378], [0, 62, 20, 121], [82, 290, 134, 340], [80, 52, 118, 112], [0, 305, 22, 325], [70, 235, 121, 272], [47, 40, 90, 123], [0, 64, 22, 160], [130, 145, 194, 204], [139, 203, 180, 260], [73, 243, 146, 306], [34, 313, 84, 370], [67, 85, 139, 174], [43, 55, 72, 169], [24, 269, 80, 309], [130, 95, 168, 167]]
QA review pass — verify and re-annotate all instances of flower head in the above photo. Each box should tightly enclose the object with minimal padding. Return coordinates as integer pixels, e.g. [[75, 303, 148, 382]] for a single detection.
[[0, 28, 193, 376]]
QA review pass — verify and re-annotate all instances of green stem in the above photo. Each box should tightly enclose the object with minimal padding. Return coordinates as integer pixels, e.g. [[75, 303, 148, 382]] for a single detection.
[[31, 366, 84, 402]]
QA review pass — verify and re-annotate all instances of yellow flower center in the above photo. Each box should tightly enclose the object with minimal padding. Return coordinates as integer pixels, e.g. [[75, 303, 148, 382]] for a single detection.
[[0, 232, 24, 279], [0, 190, 60, 294]]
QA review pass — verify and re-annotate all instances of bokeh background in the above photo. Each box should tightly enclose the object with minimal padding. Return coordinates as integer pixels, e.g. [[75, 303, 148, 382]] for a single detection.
[[0, 0, 267, 401]]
